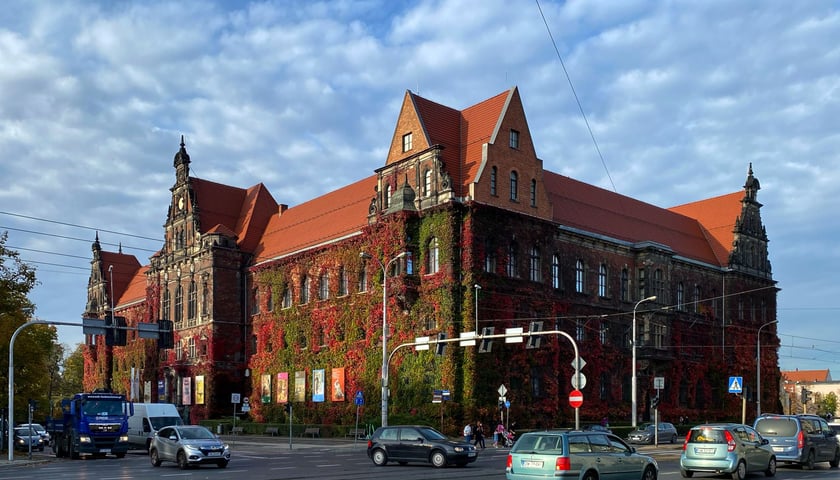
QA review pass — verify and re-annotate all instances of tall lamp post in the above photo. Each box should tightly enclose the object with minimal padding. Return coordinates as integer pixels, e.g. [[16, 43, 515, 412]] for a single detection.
[[632, 295, 657, 428], [360, 251, 408, 428], [756, 319, 779, 417]]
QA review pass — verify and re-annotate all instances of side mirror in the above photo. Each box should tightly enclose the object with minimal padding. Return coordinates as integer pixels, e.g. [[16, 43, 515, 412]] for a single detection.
[[416, 437, 424, 442], [761, 438, 769, 445], [169, 435, 177, 441]]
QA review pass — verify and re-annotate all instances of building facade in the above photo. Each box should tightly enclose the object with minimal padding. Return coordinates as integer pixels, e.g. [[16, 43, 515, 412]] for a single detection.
[[83, 87, 779, 429]]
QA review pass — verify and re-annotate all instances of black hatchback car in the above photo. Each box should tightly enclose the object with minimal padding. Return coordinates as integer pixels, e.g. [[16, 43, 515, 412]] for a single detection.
[[367, 425, 478, 468]]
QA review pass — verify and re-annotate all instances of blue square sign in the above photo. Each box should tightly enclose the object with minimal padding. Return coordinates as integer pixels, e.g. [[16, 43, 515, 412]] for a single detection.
[[728, 376, 743, 393]]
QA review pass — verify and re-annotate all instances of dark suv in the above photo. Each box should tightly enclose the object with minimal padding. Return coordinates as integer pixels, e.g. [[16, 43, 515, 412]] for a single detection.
[[367, 425, 478, 468], [753, 414, 839, 469]]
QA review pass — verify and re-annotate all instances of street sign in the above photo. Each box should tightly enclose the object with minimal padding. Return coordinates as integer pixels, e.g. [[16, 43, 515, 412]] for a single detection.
[[459, 331, 476, 347], [654, 377, 665, 389], [570, 357, 587, 370], [415, 336, 430, 351], [571, 372, 587, 389], [243, 397, 250, 405], [82, 317, 106, 336], [231, 393, 241, 404], [498, 384, 508, 397], [505, 400, 510, 409], [354, 391, 364, 406], [505, 327, 524, 343], [137, 322, 159, 339], [569, 389, 583, 408], [432, 390, 442, 404], [728, 376, 743, 394]]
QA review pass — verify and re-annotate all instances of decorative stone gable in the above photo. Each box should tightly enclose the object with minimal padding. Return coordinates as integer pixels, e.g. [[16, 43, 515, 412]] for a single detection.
[[729, 164, 771, 278]]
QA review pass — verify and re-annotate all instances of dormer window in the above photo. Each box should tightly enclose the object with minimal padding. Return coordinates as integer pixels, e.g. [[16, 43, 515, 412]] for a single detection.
[[510, 129, 520, 149], [402, 132, 413, 152]]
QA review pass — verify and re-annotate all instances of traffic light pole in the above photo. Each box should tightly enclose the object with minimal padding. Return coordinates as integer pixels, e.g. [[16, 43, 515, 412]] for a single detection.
[[387, 329, 582, 430], [8, 320, 82, 462]]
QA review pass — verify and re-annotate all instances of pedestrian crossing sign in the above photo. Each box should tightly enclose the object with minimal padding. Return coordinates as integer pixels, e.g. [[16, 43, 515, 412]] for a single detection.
[[728, 376, 743, 393]]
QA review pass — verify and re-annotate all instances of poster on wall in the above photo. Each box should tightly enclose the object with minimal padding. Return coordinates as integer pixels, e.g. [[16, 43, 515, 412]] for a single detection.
[[331, 367, 345, 401], [182, 377, 192, 405], [313, 369, 325, 402], [276, 372, 288, 403], [144, 381, 152, 402], [261, 374, 272, 403], [195, 376, 205, 405], [294, 371, 306, 402]]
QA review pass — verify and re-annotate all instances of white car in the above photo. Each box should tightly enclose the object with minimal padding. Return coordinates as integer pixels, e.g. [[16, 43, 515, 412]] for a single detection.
[[149, 425, 230, 469]]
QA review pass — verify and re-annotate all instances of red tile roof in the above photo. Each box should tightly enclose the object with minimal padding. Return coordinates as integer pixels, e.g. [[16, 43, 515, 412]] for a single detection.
[[101, 251, 142, 307], [191, 177, 277, 251], [669, 192, 743, 266], [781, 369, 832, 383], [253, 175, 376, 264]]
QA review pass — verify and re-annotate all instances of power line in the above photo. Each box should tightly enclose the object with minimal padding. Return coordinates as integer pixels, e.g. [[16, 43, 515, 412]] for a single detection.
[[0, 210, 160, 242]]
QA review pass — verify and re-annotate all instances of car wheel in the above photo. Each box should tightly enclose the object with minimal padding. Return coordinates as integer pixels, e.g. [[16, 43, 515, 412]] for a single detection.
[[430, 450, 447, 468], [583, 471, 597, 480], [643, 465, 657, 480], [765, 456, 776, 477], [731, 460, 746, 480], [150, 448, 162, 467], [680, 468, 694, 478], [217, 460, 229, 468], [803, 450, 816, 470], [830, 448, 840, 468], [177, 450, 189, 470], [670, 434, 677, 444], [371, 448, 388, 466]]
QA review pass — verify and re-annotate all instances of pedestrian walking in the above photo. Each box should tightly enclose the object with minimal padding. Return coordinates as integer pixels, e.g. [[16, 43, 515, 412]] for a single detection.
[[463, 422, 473, 444], [473, 421, 485, 449], [493, 422, 505, 447]]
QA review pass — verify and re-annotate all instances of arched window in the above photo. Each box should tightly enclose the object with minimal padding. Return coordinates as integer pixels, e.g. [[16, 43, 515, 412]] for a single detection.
[[424, 169, 432, 197], [319, 271, 330, 300], [266, 286, 274, 312], [575, 260, 585, 293], [300, 275, 309, 304], [174, 284, 183, 324], [598, 263, 607, 297], [282, 284, 292, 309], [620, 268, 629, 302], [529, 246, 541, 282], [201, 281, 208, 318], [510, 171, 518, 201], [338, 267, 347, 296], [507, 243, 519, 277], [427, 237, 439, 274], [384, 184, 392, 208], [484, 239, 496, 273], [551, 254, 561, 289], [162, 287, 171, 321], [358, 264, 368, 293], [490, 166, 497, 196], [187, 280, 197, 321]]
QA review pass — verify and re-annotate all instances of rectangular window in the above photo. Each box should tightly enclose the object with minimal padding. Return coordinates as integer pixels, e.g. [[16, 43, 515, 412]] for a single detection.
[[510, 129, 520, 149], [358, 266, 368, 293], [318, 272, 329, 300], [338, 267, 348, 296], [551, 255, 561, 289], [598, 264, 607, 297], [402, 132, 413, 152], [575, 260, 585, 293]]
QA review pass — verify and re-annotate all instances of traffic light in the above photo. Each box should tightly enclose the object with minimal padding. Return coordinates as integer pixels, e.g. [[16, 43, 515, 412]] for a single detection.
[[651, 395, 660, 409], [478, 326, 495, 353], [105, 315, 127, 346], [435, 332, 447, 356], [158, 319, 174, 349], [526, 321, 543, 349], [801, 388, 811, 404], [284, 403, 292, 413]]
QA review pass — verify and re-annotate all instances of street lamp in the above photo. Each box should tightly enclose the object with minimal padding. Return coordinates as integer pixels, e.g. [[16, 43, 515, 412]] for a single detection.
[[632, 295, 657, 428], [756, 319, 779, 417], [360, 250, 408, 428]]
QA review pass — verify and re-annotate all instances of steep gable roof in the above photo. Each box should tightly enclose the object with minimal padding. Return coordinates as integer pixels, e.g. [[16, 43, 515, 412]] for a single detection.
[[100, 251, 142, 304], [191, 177, 276, 252], [669, 192, 743, 266], [253, 176, 376, 264], [118, 265, 150, 306]]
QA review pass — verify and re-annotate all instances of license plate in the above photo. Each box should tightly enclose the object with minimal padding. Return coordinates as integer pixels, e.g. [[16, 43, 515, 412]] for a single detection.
[[522, 460, 544, 468], [207, 452, 221, 456], [694, 447, 714, 454], [101, 449, 111, 453], [468, 452, 476, 457], [773, 446, 784, 452]]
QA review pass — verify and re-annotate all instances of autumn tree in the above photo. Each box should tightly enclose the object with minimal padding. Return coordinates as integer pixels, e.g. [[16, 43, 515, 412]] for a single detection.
[[0, 231, 59, 423]]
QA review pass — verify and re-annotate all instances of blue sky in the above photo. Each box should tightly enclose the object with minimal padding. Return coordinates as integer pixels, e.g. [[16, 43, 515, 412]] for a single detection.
[[1, 0, 839, 374]]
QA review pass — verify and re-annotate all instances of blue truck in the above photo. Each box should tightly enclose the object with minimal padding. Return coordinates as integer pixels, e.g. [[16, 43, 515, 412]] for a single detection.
[[48, 391, 133, 459]]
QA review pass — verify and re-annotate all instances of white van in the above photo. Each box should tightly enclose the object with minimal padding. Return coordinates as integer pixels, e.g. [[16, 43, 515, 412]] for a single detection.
[[127, 403, 183, 450]]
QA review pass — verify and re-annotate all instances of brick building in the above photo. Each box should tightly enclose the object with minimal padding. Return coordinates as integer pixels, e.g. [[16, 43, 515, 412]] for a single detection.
[[83, 87, 779, 428]]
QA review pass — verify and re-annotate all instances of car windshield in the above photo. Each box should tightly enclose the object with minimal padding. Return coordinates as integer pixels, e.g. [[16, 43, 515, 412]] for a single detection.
[[14, 428, 36, 436], [179, 427, 216, 440], [417, 427, 447, 441], [755, 418, 797, 437], [20, 424, 45, 432], [150, 416, 183, 429], [511, 434, 564, 454], [83, 399, 124, 416]]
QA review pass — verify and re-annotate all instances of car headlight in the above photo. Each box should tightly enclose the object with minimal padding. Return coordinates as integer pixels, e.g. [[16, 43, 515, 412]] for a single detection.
[[119, 435, 128, 442], [16, 438, 24, 445], [183, 444, 201, 452], [79, 435, 92, 443], [454, 446, 465, 452]]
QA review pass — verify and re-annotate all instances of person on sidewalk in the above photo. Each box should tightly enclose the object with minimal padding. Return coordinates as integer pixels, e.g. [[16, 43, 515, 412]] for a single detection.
[[463, 422, 473, 444], [473, 421, 485, 449], [493, 422, 505, 448]]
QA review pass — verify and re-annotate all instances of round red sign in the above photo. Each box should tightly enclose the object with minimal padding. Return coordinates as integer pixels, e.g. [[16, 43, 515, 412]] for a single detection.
[[569, 389, 583, 408]]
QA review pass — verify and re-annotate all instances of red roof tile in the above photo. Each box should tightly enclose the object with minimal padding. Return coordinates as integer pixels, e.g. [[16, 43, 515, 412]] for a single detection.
[[192, 177, 276, 251], [781, 369, 832, 383], [669, 192, 743, 266]]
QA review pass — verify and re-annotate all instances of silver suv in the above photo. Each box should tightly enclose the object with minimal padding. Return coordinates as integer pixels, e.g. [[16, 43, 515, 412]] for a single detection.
[[753, 414, 839, 469]]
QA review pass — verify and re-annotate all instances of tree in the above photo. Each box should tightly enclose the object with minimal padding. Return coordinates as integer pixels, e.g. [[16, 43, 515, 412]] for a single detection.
[[818, 392, 838, 419], [0, 231, 58, 422], [60, 343, 86, 400]]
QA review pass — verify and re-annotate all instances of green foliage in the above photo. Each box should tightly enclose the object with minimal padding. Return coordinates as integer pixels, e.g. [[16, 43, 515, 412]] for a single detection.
[[818, 391, 838, 418]]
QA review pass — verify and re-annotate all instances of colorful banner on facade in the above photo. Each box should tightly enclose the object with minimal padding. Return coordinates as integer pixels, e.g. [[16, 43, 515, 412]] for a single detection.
[[313, 369, 325, 402], [294, 371, 306, 402], [276, 372, 288, 403], [261, 374, 272, 403], [182, 377, 192, 405], [195, 375, 205, 405], [331, 367, 345, 402], [144, 381, 152, 403]]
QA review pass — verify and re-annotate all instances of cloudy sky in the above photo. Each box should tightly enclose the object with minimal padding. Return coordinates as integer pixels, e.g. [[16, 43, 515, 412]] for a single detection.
[[1, 0, 838, 374]]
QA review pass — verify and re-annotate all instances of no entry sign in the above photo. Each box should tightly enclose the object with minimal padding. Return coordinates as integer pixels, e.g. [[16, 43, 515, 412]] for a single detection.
[[569, 389, 583, 408]]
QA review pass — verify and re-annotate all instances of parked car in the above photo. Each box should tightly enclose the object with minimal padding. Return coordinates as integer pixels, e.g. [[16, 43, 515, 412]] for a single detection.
[[679, 423, 775, 479], [13, 426, 45, 451], [17, 423, 50, 443], [506, 429, 657, 480], [627, 422, 679, 444], [149, 425, 230, 469], [583, 424, 613, 434], [829, 422, 840, 446], [367, 425, 478, 467], [753, 414, 839, 469]]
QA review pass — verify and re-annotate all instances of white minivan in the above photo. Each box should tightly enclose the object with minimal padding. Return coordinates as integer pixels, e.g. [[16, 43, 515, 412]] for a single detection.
[[127, 403, 183, 450]]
